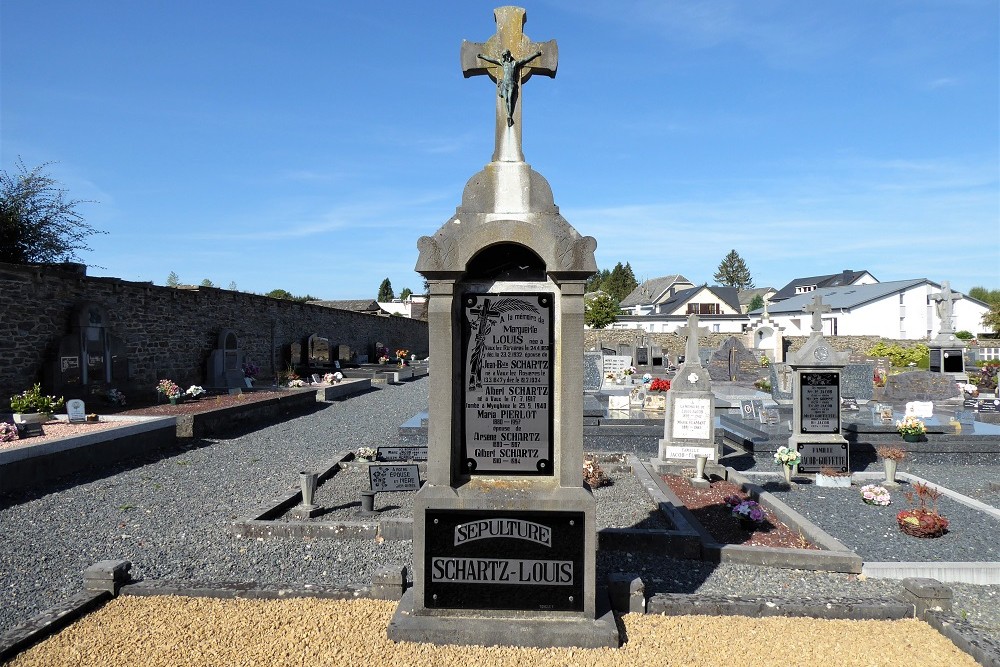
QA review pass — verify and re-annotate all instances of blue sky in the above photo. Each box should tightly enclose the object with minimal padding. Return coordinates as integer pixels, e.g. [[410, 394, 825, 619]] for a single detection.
[[3, 1, 998, 300]]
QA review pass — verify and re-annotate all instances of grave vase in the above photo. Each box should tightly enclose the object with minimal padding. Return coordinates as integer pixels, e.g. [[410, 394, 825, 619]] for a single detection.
[[168, 397, 178, 405], [244, 377, 253, 388], [883, 458, 898, 484], [782, 465, 793, 484], [13, 412, 48, 425], [694, 455, 707, 480], [902, 434, 921, 443]]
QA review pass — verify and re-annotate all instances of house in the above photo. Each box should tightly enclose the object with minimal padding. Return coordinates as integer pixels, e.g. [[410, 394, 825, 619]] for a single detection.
[[619, 275, 694, 315], [769, 269, 878, 303], [308, 299, 384, 315], [610, 284, 747, 333], [737, 287, 777, 313], [377, 294, 429, 320], [751, 280, 990, 340]]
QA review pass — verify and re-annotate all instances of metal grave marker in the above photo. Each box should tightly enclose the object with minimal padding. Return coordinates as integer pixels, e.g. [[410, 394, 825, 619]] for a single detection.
[[369, 464, 421, 492]]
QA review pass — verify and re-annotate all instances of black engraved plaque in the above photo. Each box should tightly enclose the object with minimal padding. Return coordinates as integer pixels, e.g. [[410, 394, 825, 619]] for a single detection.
[[461, 293, 554, 475], [424, 509, 585, 611], [800, 371, 841, 433]]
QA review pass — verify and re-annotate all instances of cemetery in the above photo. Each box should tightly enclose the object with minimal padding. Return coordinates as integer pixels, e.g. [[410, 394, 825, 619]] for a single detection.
[[1, 6, 998, 667]]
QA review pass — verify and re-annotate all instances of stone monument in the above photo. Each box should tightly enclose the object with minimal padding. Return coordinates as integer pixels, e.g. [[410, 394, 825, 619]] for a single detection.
[[928, 281, 967, 382], [787, 295, 850, 474], [388, 6, 616, 648], [651, 314, 718, 471]]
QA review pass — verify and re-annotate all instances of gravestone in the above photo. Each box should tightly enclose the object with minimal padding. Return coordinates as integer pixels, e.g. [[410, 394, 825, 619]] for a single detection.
[[601, 355, 632, 388], [788, 295, 850, 471], [49, 302, 131, 398], [207, 330, 245, 389], [308, 334, 332, 368], [289, 340, 304, 368], [769, 362, 793, 405], [882, 371, 962, 402], [336, 344, 352, 364], [634, 346, 649, 367], [389, 6, 616, 649], [66, 399, 86, 423], [707, 337, 759, 382], [369, 464, 422, 492], [928, 281, 967, 381], [841, 363, 876, 402], [582, 352, 603, 393], [651, 314, 717, 470]]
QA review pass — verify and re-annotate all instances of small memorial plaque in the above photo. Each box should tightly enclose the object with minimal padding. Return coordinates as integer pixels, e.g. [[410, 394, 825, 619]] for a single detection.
[[461, 293, 553, 475], [758, 408, 780, 425], [66, 399, 86, 423], [601, 355, 632, 380], [751, 399, 763, 417], [740, 400, 755, 420], [664, 445, 716, 462], [800, 372, 840, 433], [369, 464, 421, 492], [841, 398, 859, 411], [377, 446, 429, 462], [607, 395, 630, 411], [672, 397, 712, 440], [16, 422, 44, 438], [796, 443, 848, 474], [979, 399, 1000, 414], [424, 509, 584, 612], [905, 401, 934, 418], [643, 394, 666, 411], [963, 398, 979, 410]]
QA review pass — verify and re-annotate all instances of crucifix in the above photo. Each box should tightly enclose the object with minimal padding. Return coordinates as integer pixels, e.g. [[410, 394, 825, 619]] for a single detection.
[[676, 314, 709, 365], [803, 294, 831, 334], [460, 6, 558, 163], [929, 281, 961, 334]]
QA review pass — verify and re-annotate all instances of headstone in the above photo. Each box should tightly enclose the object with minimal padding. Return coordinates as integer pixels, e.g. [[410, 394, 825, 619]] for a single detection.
[[882, 371, 962, 402], [769, 362, 794, 405], [66, 399, 86, 423], [369, 464, 422, 492], [787, 295, 850, 469], [739, 399, 755, 420], [841, 363, 876, 402], [49, 302, 130, 398], [651, 314, 717, 469], [207, 329, 245, 389], [601, 355, 632, 381], [391, 6, 615, 648], [706, 337, 759, 382], [582, 351, 603, 393], [308, 334, 332, 368], [336, 344, 352, 363], [635, 346, 649, 366]]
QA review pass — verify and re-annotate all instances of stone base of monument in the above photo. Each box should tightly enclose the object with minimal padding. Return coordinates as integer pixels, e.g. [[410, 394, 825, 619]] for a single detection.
[[387, 588, 619, 649], [688, 476, 711, 489]]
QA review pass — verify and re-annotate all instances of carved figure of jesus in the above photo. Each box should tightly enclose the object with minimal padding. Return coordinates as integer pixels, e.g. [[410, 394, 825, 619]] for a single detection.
[[477, 49, 542, 126]]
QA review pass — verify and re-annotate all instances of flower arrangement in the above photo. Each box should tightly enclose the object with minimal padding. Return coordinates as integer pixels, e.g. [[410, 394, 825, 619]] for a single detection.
[[974, 362, 998, 392], [322, 372, 344, 384], [242, 362, 260, 380], [583, 457, 610, 489], [754, 378, 771, 392], [395, 349, 409, 360], [959, 383, 978, 397], [897, 482, 949, 538], [896, 415, 926, 437], [107, 388, 127, 406], [641, 373, 653, 384], [623, 366, 636, 376], [156, 379, 182, 399], [648, 378, 671, 392], [10, 383, 65, 416], [724, 495, 766, 527], [860, 484, 891, 506], [355, 446, 377, 461], [378, 355, 391, 365], [287, 379, 306, 387], [875, 445, 906, 461], [873, 368, 887, 388], [605, 372, 616, 381], [760, 355, 770, 368], [0, 422, 19, 443], [185, 385, 206, 399], [773, 445, 801, 468]]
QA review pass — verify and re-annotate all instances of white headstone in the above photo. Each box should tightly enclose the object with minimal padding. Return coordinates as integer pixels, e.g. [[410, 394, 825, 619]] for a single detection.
[[66, 399, 86, 423]]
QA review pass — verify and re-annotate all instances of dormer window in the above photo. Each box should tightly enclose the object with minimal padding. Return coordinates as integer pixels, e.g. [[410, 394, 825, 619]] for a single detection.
[[795, 285, 816, 294]]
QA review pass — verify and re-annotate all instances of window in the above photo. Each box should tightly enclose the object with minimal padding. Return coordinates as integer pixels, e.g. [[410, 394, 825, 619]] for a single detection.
[[712, 324, 720, 332], [686, 303, 719, 315], [795, 285, 816, 294]]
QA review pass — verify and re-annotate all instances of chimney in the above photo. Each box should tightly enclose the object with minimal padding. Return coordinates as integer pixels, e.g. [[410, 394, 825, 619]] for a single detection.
[[842, 269, 852, 284]]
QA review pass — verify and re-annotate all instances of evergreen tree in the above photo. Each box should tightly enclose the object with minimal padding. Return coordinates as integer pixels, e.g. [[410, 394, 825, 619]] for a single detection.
[[969, 286, 1000, 307], [603, 262, 639, 302], [585, 268, 610, 293], [266, 288, 294, 300], [227, 281, 238, 291], [713, 250, 754, 290], [377, 278, 394, 302], [400, 287, 413, 300], [584, 293, 620, 329], [166, 271, 180, 287], [747, 294, 765, 312], [199, 278, 215, 287]]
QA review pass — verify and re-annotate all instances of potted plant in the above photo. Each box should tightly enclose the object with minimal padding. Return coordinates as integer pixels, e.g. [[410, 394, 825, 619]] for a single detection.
[[773, 445, 801, 484], [582, 457, 610, 489], [815, 466, 852, 488], [648, 378, 671, 392], [0, 422, 19, 443], [242, 362, 260, 388], [859, 484, 891, 506], [156, 379, 182, 405], [896, 415, 926, 443], [185, 385, 206, 400], [724, 495, 766, 530], [875, 444, 906, 485], [896, 482, 948, 538], [10, 383, 65, 424], [355, 447, 377, 462]]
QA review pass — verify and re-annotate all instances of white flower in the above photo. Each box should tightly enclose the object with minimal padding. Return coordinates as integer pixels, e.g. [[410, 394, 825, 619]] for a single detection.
[[687, 373, 699, 383]]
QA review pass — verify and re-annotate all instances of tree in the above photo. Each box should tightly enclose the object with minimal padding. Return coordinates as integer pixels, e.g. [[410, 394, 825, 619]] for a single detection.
[[199, 278, 215, 287], [166, 271, 180, 287], [747, 294, 765, 312], [713, 249, 754, 290], [602, 262, 639, 303], [983, 304, 1000, 335], [585, 268, 610, 293], [377, 278, 394, 302], [969, 286, 1000, 307], [227, 281, 238, 291], [584, 292, 619, 329], [400, 287, 413, 300], [0, 158, 104, 264], [266, 288, 295, 300]]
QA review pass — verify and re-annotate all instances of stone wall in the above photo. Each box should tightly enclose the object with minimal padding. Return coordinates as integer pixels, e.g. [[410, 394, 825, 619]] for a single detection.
[[0, 262, 428, 401], [584, 330, 922, 361]]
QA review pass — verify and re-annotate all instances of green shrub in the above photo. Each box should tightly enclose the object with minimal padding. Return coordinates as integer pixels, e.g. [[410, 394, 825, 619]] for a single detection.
[[955, 330, 974, 340], [866, 342, 929, 368]]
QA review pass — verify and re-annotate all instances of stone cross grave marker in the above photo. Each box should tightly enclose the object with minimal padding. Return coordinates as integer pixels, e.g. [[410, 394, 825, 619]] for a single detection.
[[929, 281, 961, 335], [390, 6, 615, 649], [583, 351, 603, 393]]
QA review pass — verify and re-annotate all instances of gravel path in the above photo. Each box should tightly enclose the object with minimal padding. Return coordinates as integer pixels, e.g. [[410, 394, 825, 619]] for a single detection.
[[2, 378, 998, 647]]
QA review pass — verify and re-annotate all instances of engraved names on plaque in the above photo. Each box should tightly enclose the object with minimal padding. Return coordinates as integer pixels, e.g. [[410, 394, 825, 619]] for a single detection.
[[462, 293, 553, 475], [672, 397, 712, 440], [800, 372, 840, 433]]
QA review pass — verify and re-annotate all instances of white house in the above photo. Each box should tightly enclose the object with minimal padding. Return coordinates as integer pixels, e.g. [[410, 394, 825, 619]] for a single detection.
[[752, 280, 990, 340], [769, 269, 878, 303], [619, 275, 695, 316], [377, 294, 428, 320], [610, 284, 747, 333]]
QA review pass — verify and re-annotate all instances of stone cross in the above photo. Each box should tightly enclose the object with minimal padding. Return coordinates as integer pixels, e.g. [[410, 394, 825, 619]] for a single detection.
[[460, 6, 557, 162], [676, 314, 709, 365], [929, 281, 961, 334], [803, 294, 831, 334]]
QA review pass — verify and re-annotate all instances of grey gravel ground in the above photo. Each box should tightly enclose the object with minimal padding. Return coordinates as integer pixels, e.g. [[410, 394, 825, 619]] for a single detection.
[[1, 378, 998, 645]]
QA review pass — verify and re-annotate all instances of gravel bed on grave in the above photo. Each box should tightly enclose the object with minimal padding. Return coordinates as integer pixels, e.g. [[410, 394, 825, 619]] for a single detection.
[[2, 379, 998, 647], [904, 462, 1000, 509], [290, 463, 669, 530]]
